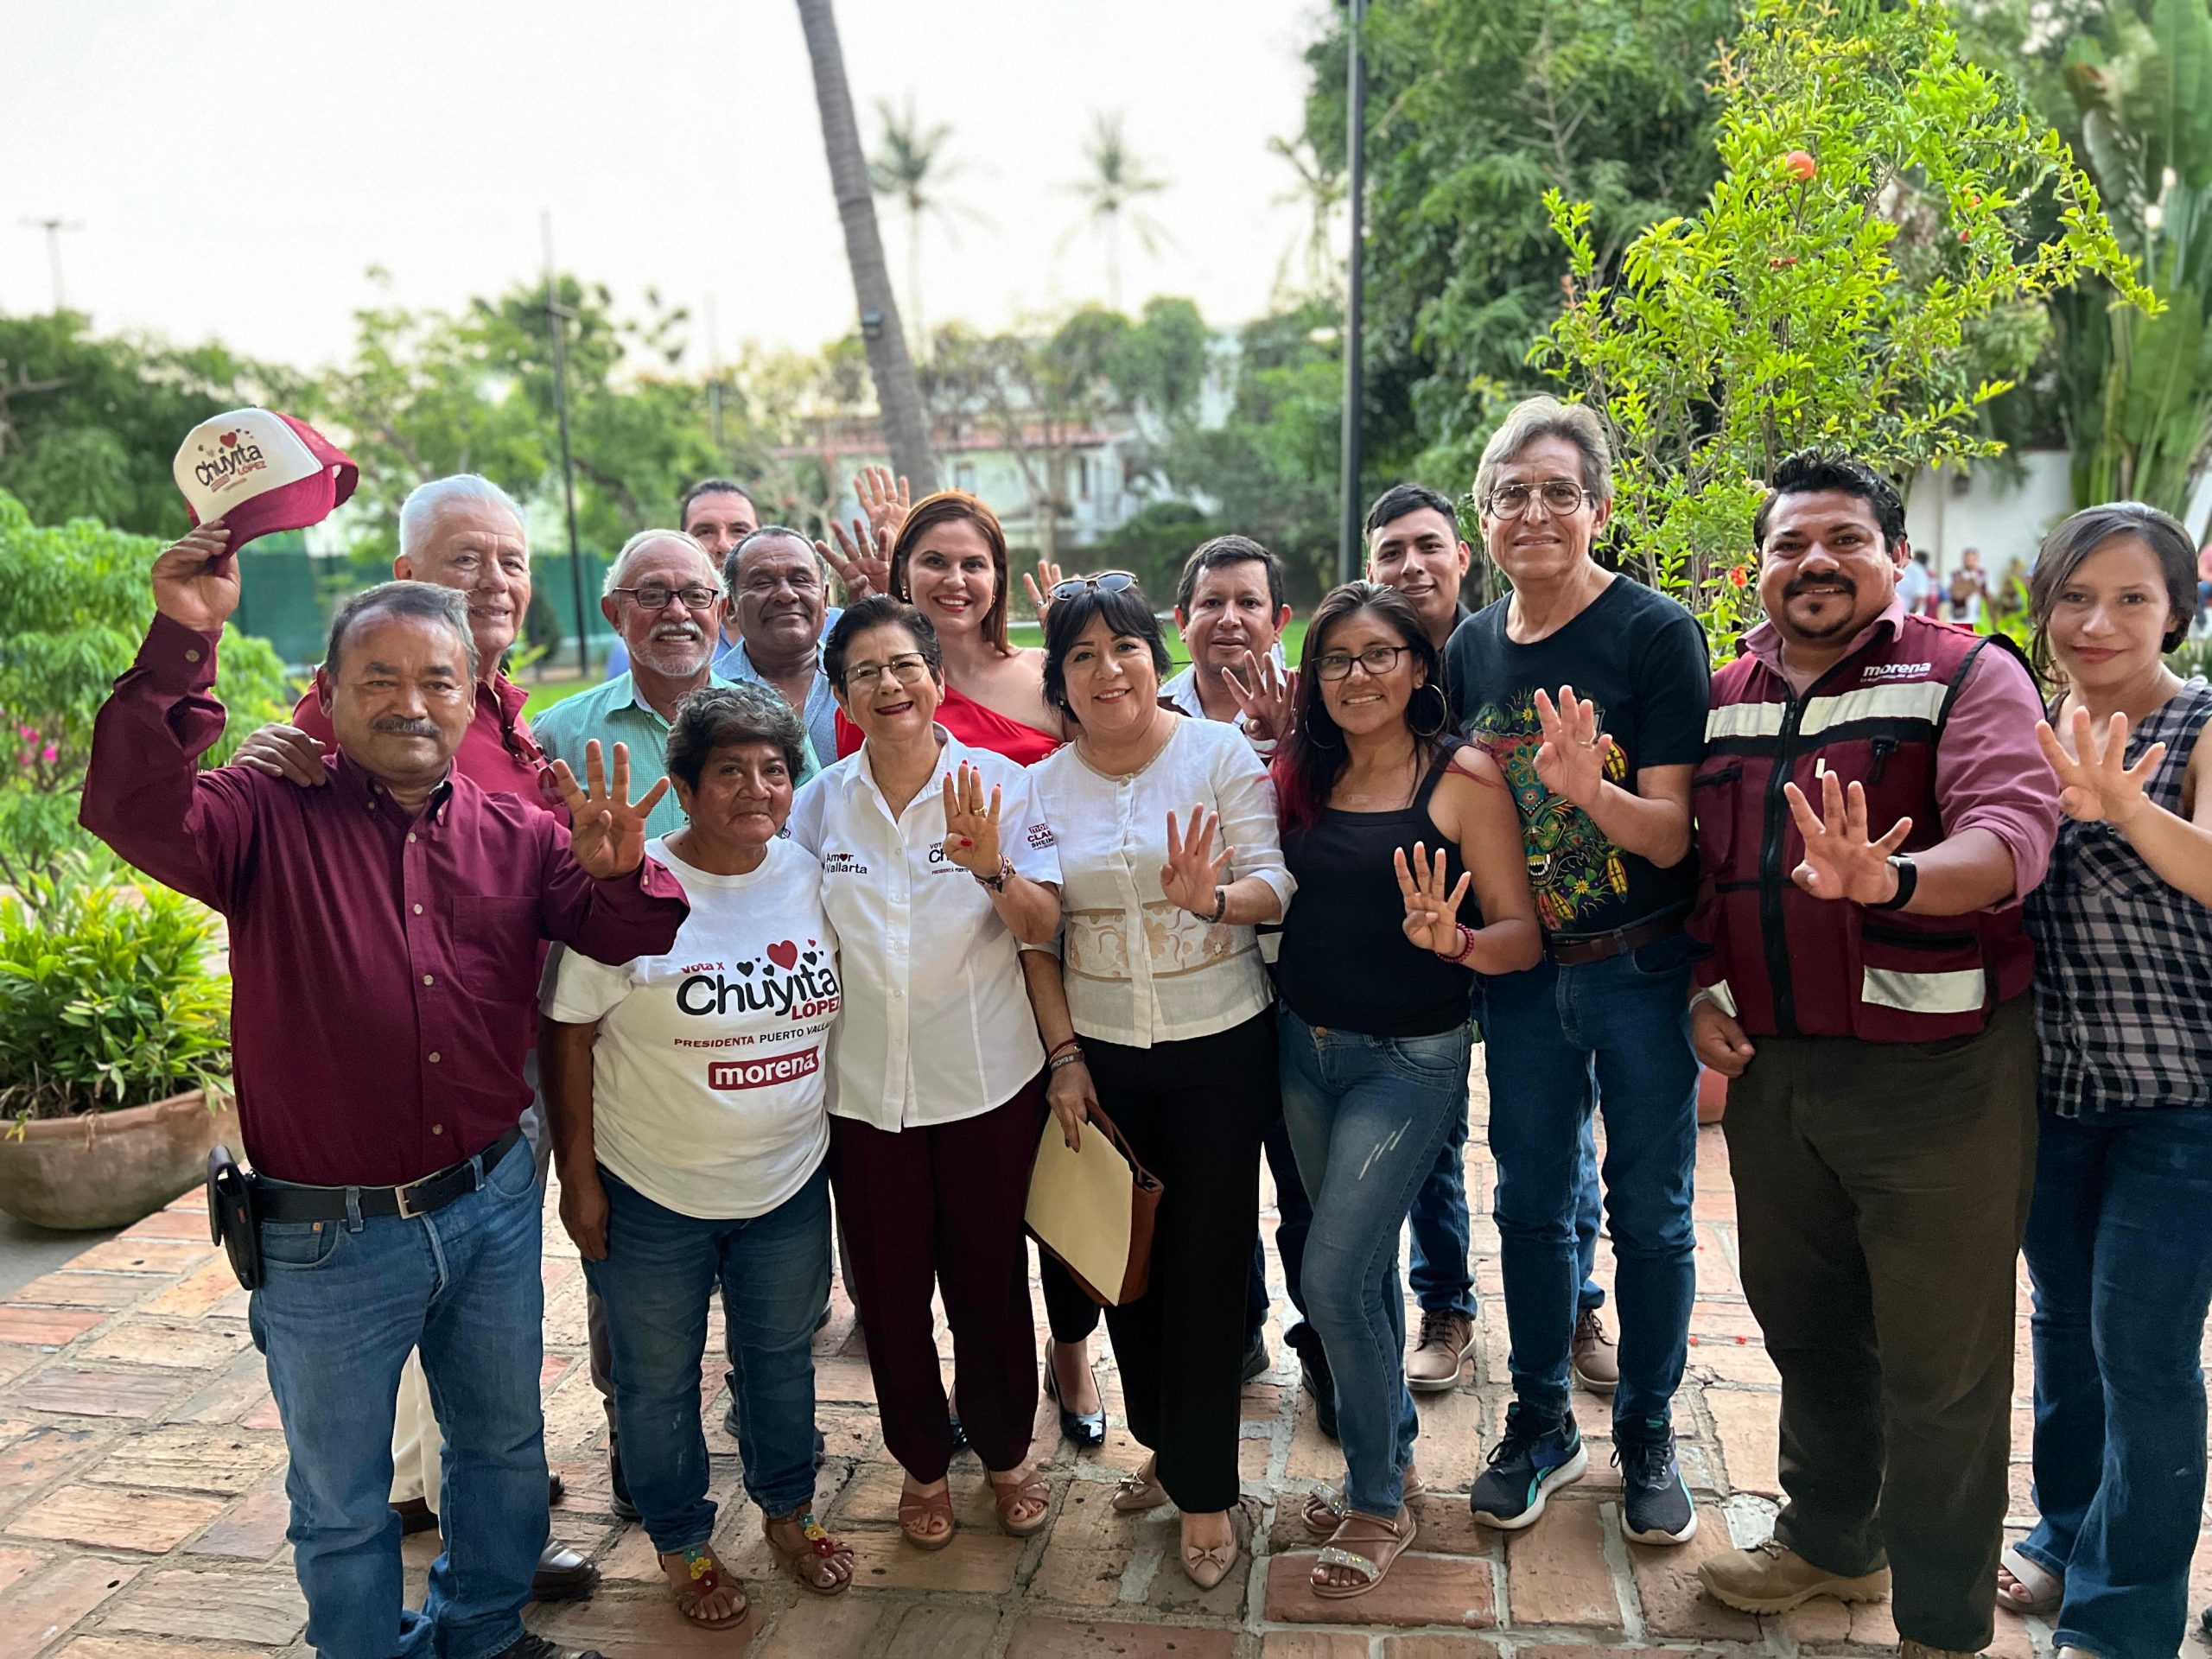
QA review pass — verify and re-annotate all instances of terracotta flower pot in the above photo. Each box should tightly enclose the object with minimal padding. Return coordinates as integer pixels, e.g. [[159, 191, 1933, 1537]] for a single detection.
[[0, 1090, 238, 1231]]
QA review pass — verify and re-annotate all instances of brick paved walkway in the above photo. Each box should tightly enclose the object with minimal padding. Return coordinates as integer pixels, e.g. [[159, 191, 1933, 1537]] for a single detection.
[[0, 1063, 2202, 1657]]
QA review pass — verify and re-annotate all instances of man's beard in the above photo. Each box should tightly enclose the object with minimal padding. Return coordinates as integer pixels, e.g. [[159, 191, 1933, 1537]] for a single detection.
[[631, 628, 712, 677]]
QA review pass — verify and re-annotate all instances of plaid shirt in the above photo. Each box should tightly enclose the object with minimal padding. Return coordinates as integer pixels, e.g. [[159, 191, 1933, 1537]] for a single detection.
[[2026, 677, 2212, 1116]]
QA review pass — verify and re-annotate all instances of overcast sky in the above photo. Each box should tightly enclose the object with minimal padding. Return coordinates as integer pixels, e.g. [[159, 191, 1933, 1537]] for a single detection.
[[5, 0, 1332, 376]]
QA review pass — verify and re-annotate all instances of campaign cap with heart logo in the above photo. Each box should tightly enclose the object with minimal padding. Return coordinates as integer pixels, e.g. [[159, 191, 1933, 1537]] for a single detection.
[[172, 408, 359, 550]]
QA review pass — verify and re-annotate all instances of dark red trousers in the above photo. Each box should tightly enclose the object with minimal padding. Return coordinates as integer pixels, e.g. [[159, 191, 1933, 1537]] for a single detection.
[[830, 1074, 1048, 1480]]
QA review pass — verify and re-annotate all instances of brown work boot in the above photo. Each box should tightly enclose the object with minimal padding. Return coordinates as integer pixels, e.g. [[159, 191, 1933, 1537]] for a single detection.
[[1699, 1538, 1891, 1613], [1406, 1309, 1474, 1393], [1570, 1307, 1619, 1394]]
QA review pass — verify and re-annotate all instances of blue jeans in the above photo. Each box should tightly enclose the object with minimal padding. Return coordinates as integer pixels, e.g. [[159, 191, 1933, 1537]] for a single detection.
[[248, 1135, 547, 1659], [2018, 1107, 2212, 1659], [1482, 942, 1699, 1427], [583, 1161, 830, 1553], [1408, 1052, 1603, 1317], [1280, 1005, 1473, 1516]]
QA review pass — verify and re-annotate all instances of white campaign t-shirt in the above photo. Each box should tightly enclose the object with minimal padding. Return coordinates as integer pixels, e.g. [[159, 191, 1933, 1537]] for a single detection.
[[542, 836, 837, 1220]]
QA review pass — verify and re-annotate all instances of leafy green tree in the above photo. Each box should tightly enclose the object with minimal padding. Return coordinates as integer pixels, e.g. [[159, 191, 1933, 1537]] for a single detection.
[[1302, 0, 1735, 491], [0, 311, 304, 537], [0, 489, 292, 892], [1534, 0, 2152, 648]]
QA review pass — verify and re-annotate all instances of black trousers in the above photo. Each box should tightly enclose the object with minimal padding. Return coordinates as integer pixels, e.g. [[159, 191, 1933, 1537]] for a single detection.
[[1083, 1012, 1275, 1513]]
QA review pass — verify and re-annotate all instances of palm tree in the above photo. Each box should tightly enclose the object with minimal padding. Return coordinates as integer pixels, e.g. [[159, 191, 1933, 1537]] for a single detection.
[[1268, 135, 1346, 303], [795, 0, 938, 490], [869, 99, 988, 362], [1065, 111, 1173, 315]]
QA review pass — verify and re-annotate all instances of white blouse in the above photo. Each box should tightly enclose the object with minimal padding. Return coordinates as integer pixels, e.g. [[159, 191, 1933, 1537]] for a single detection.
[[786, 729, 1062, 1132], [1029, 715, 1294, 1047]]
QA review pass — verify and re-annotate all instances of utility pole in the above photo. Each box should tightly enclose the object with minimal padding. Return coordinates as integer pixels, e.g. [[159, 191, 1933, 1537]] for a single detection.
[[19, 217, 82, 313], [1335, 0, 1369, 584], [543, 212, 589, 676]]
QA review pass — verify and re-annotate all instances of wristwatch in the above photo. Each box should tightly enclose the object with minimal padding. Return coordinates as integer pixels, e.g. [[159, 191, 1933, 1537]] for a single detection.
[[1871, 854, 1918, 910]]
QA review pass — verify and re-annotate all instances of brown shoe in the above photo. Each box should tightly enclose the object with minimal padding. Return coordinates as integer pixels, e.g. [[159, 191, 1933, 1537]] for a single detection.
[[1700, 1539, 1891, 1614], [1406, 1309, 1474, 1393], [1571, 1307, 1619, 1395]]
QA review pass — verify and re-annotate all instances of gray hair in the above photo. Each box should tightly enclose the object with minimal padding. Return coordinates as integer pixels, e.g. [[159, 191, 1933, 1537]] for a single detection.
[[603, 528, 719, 598], [326, 580, 479, 683], [397, 474, 526, 563], [1472, 396, 1614, 510]]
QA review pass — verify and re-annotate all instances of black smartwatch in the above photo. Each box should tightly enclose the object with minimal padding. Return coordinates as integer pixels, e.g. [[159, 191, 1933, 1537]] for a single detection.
[[1871, 854, 1918, 910]]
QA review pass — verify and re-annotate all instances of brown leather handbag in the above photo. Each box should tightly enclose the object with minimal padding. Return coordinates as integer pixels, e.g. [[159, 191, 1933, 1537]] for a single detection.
[[1023, 1104, 1164, 1306]]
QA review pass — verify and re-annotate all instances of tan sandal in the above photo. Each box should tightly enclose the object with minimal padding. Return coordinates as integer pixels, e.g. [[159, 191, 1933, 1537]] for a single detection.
[[763, 1507, 855, 1595], [1312, 1503, 1417, 1599], [1111, 1456, 1169, 1514], [898, 1480, 956, 1550], [658, 1544, 748, 1630], [989, 1468, 1052, 1536], [1302, 1461, 1426, 1537]]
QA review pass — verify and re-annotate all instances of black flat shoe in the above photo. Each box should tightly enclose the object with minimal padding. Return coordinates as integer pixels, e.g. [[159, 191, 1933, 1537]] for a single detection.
[[1044, 1341, 1106, 1449]]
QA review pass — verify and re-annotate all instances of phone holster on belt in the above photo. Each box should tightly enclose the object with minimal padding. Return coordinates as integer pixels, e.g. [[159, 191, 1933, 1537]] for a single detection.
[[206, 1144, 264, 1290]]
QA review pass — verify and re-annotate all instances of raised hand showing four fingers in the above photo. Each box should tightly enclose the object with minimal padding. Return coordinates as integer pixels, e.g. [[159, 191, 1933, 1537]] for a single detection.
[[854, 466, 912, 543], [1020, 557, 1067, 621], [1782, 770, 1913, 905], [1223, 650, 1299, 745], [1532, 685, 1612, 809], [1160, 805, 1234, 918], [1394, 841, 1473, 955], [550, 740, 671, 880], [819, 517, 893, 601], [2036, 709, 2164, 827], [940, 760, 1005, 877]]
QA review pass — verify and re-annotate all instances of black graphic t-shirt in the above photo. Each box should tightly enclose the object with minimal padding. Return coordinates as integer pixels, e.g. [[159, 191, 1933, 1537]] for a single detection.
[[1443, 575, 1710, 937]]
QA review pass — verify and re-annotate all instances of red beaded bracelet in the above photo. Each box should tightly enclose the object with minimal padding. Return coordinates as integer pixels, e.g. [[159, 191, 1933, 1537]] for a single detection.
[[1437, 923, 1477, 965]]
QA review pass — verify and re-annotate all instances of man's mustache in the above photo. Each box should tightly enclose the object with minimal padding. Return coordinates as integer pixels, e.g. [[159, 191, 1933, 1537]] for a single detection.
[[372, 717, 442, 739], [1784, 571, 1857, 600]]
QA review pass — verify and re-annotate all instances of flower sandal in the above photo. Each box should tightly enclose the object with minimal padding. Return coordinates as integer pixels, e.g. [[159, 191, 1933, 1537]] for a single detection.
[[1111, 1456, 1169, 1514], [1302, 1463, 1427, 1538], [989, 1468, 1052, 1536], [899, 1479, 956, 1550], [658, 1544, 748, 1630], [1311, 1503, 1417, 1600], [764, 1508, 855, 1596]]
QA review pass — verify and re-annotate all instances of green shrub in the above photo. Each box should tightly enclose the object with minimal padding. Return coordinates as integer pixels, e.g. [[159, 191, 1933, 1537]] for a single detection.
[[0, 488, 295, 891], [0, 861, 232, 1122]]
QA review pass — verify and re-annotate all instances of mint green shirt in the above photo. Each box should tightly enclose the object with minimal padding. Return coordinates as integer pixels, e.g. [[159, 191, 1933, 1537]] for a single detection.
[[530, 671, 820, 840]]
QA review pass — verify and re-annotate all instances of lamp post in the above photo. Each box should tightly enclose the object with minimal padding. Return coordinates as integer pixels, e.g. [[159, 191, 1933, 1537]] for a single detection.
[[543, 213, 588, 677], [1336, 0, 1369, 584]]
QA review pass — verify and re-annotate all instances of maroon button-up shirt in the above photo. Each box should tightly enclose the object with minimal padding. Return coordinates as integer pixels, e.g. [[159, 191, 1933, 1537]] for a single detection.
[[80, 614, 690, 1187]]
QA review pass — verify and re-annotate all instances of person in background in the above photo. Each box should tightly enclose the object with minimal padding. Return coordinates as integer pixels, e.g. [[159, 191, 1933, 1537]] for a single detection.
[[228, 473, 594, 1604], [1897, 547, 1933, 620], [1025, 573, 1294, 1589], [2196, 537, 2212, 628], [83, 536, 686, 1659], [1274, 581, 1541, 1598], [791, 595, 1064, 1550], [1690, 453, 2057, 1658], [722, 526, 841, 765], [1449, 401, 1710, 1547], [602, 480, 759, 679], [1993, 504, 2212, 1659], [1948, 545, 1991, 627], [1367, 482, 1617, 1402], [1162, 535, 1322, 1414], [542, 684, 853, 1630]]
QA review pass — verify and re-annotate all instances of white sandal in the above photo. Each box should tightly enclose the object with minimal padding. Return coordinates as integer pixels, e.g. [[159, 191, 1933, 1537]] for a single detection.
[[1998, 1543, 2063, 1614]]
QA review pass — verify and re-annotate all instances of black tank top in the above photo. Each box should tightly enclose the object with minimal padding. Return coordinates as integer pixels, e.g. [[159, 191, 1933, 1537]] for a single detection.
[[1276, 741, 1478, 1038]]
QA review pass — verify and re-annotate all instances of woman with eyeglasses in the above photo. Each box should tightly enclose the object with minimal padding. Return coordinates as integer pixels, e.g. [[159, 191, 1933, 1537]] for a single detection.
[[1023, 571, 1295, 1590], [1270, 582, 1541, 1598], [791, 594, 1067, 1550], [823, 494, 1114, 1451]]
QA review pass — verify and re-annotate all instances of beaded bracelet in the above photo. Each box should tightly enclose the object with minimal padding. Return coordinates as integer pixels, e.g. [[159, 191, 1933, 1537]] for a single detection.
[[1436, 923, 1477, 965]]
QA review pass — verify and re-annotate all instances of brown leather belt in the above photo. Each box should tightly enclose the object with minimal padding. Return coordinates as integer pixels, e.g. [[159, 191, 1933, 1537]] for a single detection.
[[1545, 914, 1683, 968]]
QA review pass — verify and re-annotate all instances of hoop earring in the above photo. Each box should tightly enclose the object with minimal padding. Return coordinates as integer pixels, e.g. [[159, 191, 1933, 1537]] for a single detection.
[[1410, 681, 1449, 740], [1306, 718, 1343, 750]]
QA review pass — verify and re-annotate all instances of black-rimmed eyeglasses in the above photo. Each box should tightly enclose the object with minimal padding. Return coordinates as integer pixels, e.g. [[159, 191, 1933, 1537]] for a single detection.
[[609, 582, 721, 613], [1313, 644, 1411, 682]]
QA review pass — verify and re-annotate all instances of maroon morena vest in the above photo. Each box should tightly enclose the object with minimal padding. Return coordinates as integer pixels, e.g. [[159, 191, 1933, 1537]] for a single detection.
[[1689, 614, 2035, 1041]]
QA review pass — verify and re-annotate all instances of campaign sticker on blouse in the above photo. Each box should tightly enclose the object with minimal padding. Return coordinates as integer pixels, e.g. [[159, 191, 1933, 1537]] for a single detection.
[[173, 408, 359, 551]]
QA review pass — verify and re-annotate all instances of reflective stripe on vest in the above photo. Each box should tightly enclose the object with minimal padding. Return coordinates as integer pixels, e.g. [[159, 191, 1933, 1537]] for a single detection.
[[1861, 965, 1988, 1015], [1704, 679, 1950, 744]]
